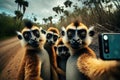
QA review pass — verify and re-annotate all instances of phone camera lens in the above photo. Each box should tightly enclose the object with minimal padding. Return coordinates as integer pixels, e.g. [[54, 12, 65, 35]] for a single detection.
[[105, 49, 109, 53], [103, 35, 108, 40]]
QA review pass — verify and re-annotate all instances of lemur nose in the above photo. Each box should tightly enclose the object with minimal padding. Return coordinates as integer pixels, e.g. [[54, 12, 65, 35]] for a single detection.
[[73, 38, 80, 42], [31, 38, 37, 42]]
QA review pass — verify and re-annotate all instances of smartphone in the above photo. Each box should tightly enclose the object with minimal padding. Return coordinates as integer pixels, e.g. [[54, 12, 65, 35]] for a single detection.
[[99, 33, 120, 60]]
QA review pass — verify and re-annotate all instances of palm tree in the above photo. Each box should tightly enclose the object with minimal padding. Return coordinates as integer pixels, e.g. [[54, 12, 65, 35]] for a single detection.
[[48, 16, 53, 26], [14, 10, 23, 20], [22, 1, 29, 14], [64, 0, 73, 8], [53, 6, 60, 14], [15, 0, 24, 11], [52, 5, 64, 14], [43, 18, 48, 24], [63, 10, 69, 16]]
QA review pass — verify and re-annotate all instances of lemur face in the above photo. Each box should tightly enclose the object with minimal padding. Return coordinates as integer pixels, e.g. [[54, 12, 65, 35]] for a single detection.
[[56, 44, 70, 58], [67, 28, 87, 49], [17, 26, 46, 49], [46, 32, 59, 45], [46, 27, 59, 46], [61, 21, 94, 50]]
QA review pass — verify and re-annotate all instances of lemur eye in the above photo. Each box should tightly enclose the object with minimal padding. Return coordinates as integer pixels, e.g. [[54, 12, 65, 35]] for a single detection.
[[23, 31, 31, 41], [58, 47, 62, 52], [53, 35, 58, 41], [47, 33, 52, 39], [64, 46, 68, 51], [32, 29, 40, 38], [67, 29, 75, 39], [78, 29, 87, 39]]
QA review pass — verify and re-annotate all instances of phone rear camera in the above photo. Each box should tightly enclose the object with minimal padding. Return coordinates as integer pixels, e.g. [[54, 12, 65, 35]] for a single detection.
[[103, 35, 108, 40], [103, 34, 109, 53], [105, 49, 109, 53]]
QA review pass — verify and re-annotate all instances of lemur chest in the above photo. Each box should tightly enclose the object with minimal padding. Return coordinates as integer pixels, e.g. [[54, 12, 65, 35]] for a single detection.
[[36, 52, 44, 63]]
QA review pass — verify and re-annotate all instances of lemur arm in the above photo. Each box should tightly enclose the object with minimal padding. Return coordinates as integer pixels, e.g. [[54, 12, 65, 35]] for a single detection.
[[77, 47, 120, 80], [52, 46, 65, 76]]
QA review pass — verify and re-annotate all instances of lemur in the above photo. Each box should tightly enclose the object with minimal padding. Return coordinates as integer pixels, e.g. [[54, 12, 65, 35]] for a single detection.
[[17, 20, 50, 80], [54, 38, 70, 80], [61, 20, 120, 80], [44, 27, 65, 80]]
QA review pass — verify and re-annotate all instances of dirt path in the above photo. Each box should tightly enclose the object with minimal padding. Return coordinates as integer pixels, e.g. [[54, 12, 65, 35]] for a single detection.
[[0, 37, 25, 80], [0, 34, 100, 80]]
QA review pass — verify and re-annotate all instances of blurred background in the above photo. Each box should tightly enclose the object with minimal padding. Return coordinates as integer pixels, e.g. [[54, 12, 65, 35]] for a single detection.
[[0, 0, 120, 40]]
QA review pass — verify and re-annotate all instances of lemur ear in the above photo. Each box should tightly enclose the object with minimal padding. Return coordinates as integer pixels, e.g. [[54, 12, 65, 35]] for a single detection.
[[60, 27, 66, 36], [16, 31, 23, 40], [40, 27, 46, 34], [88, 26, 95, 37]]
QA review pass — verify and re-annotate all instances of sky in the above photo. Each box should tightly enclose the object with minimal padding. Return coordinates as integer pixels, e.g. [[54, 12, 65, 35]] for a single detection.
[[0, 0, 79, 24], [0, 0, 117, 24]]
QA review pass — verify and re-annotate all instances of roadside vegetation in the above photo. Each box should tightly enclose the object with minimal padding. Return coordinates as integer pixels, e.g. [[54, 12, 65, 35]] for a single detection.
[[0, 0, 120, 40]]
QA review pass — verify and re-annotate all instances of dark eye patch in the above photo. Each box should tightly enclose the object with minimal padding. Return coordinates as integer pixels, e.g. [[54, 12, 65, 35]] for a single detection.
[[58, 46, 62, 52], [58, 46, 68, 52], [67, 29, 75, 39], [53, 35, 58, 41], [23, 31, 31, 41], [47, 33, 52, 39], [78, 29, 87, 39], [32, 29, 40, 38], [64, 46, 69, 51]]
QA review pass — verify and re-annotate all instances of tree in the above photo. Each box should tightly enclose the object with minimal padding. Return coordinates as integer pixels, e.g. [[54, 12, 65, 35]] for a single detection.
[[22, 1, 29, 14], [14, 10, 23, 20], [48, 16, 53, 26], [42, 18, 48, 24], [52, 5, 64, 14], [64, 0, 73, 7], [15, 0, 24, 11], [14, 0, 29, 30], [63, 10, 69, 16]]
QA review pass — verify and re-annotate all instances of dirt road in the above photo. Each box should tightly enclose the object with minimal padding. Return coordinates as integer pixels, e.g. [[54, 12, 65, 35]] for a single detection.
[[0, 37, 25, 80], [0, 34, 100, 80]]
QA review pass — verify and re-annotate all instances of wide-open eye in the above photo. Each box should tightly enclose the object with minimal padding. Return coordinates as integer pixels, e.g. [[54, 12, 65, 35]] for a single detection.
[[67, 29, 75, 39], [47, 33, 52, 39], [58, 46, 62, 52], [78, 29, 87, 39], [23, 31, 31, 41], [32, 29, 40, 38], [63, 46, 68, 51], [53, 35, 58, 41]]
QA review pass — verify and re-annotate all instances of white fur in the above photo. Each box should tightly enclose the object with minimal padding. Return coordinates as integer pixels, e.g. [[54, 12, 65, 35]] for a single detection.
[[88, 26, 94, 32], [85, 26, 94, 46], [39, 27, 46, 48], [16, 31, 27, 47], [61, 27, 68, 46]]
